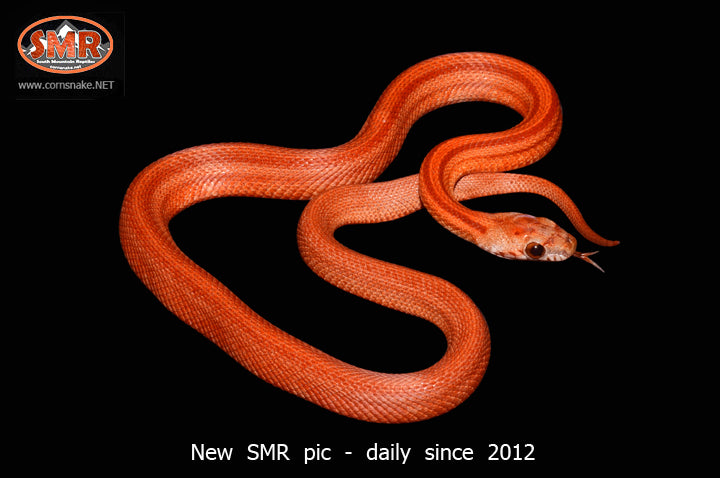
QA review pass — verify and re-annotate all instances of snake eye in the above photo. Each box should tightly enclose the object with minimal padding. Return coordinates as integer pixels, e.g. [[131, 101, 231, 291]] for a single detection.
[[525, 242, 545, 260]]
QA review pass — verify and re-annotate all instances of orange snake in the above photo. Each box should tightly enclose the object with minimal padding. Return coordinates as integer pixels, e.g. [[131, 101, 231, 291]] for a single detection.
[[119, 52, 618, 423]]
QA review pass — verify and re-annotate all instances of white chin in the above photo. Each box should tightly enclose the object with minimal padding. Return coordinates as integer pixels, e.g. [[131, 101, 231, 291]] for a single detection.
[[545, 254, 567, 262]]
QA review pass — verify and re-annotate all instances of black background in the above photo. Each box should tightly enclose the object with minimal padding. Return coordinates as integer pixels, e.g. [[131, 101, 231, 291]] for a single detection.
[[8, 4, 680, 474]]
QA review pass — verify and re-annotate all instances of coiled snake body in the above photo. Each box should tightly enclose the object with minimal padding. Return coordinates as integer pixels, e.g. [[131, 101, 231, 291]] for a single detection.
[[119, 52, 617, 423]]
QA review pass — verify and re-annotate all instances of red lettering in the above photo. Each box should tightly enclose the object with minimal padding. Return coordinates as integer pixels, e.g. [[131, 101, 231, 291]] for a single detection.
[[29, 30, 45, 59], [46, 30, 76, 58], [78, 31, 101, 58]]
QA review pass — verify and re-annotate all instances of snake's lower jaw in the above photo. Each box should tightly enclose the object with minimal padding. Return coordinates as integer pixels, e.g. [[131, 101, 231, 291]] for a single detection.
[[573, 250, 605, 273]]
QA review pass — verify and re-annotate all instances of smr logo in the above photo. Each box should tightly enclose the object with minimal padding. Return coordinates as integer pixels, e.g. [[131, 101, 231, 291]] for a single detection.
[[17, 16, 113, 74]]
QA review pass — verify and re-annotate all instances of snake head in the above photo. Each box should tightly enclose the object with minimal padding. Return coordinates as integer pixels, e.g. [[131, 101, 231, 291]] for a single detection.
[[481, 212, 578, 263]]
